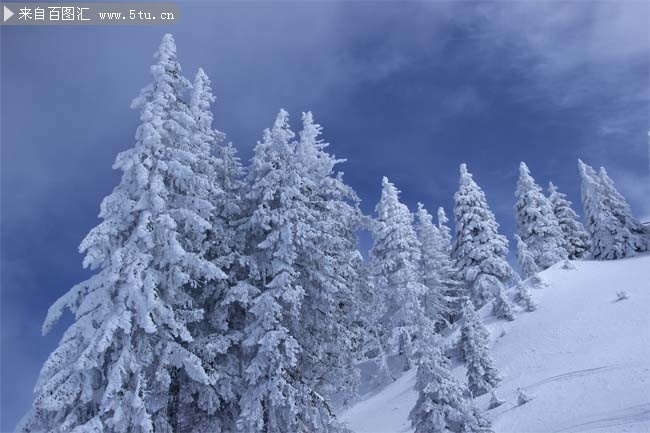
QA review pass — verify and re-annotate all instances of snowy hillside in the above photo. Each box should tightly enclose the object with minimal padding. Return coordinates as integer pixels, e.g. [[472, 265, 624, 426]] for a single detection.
[[341, 255, 650, 433]]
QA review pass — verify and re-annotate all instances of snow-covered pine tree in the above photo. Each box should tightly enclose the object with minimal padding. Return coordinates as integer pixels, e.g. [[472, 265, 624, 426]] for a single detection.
[[579, 160, 649, 260], [597, 167, 649, 256], [437, 207, 465, 324], [513, 279, 537, 312], [491, 287, 515, 321], [514, 234, 539, 279], [513, 236, 540, 312], [459, 300, 500, 397], [190, 68, 245, 220], [452, 164, 516, 309], [517, 388, 533, 405], [514, 162, 567, 269], [370, 177, 431, 369], [547, 182, 590, 259], [355, 258, 396, 388], [172, 68, 247, 433], [579, 160, 617, 260], [410, 342, 493, 433], [415, 203, 451, 327], [237, 110, 342, 433], [437, 207, 452, 245], [488, 391, 505, 410], [291, 111, 364, 406], [18, 34, 226, 433]]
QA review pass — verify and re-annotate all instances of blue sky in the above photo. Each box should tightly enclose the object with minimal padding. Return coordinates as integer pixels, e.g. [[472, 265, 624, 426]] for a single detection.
[[1, 2, 648, 429]]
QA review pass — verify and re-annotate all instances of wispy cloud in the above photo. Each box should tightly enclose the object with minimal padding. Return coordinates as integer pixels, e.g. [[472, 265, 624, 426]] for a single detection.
[[465, 1, 649, 140]]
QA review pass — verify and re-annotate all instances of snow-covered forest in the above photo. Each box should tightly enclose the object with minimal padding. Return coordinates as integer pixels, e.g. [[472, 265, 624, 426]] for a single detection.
[[18, 34, 650, 433]]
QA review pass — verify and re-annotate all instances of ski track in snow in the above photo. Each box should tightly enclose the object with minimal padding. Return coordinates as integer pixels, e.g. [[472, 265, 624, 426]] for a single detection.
[[553, 404, 650, 433], [341, 255, 650, 433], [529, 365, 619, 388]]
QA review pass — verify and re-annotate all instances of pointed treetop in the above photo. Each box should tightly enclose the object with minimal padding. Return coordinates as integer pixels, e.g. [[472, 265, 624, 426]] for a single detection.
[[274, 108, 290, 130], [416, 202, 434, 225], [459, 163, 474, 187], [517, 161, 537, 189], [578, 159, 597, 177], [382, 176, 393, 191], [548, 181, 558, 196], [299, 111, 323, 146], [132, 32, 191, 113], [459, 163, 480, 188], [190, 68, 216, 128], [381, 176, 402, 201], [597, 167, 622, 196], [437, 207, 449, 227], [271, 109, 294, 142], [302, 110, 314, 128], [155, 33, 176, 59], [598, 166, 637, 214], [191, 68, 214, 103], [194, 66, 209, 83]]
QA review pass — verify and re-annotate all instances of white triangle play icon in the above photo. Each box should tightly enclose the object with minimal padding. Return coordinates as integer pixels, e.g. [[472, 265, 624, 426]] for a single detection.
[[4, 5, 14, 22]]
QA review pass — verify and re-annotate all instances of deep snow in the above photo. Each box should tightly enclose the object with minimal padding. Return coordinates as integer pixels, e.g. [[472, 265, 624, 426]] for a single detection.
[[341, 255, 650, 433]]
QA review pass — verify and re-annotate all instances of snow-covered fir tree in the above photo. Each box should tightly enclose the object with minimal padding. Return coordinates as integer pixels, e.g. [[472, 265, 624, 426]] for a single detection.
[[355, 257, 398, 388], [410, 341, 493, 433], [597, 167, 649, 255], [513, 236, 539, 312], [459, 300, 500, 397], [488, 391, 505, 410], [547, 182, 590, 259], [492, 287, 515, 321], [514, 162, 567, 269], [291, 111, 364, 406], [415, 203, 452, 327], [190, 68, 245, 222], [175, 68, 247, 433], [370, 177, 431, 368], [436, 207, 464, 324], [237, 110, 343, 433], [517, 388, 533, 405], [356, 257, 398, 389], [452, 164, 516, 309], [513, 279, 537, 312], [579, 160, 649, 260], [514, 234, 539, 279], [19, 34, 226, 433], [579, 160, 618, 260], [437, 207, 452, 245]]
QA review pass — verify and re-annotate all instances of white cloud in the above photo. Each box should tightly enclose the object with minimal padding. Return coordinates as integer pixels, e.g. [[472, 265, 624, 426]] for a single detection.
[[466, 1, 649, 136]]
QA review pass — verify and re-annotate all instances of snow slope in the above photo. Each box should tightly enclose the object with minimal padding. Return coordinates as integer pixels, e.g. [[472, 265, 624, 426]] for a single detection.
[[341, 255, 650, 433]]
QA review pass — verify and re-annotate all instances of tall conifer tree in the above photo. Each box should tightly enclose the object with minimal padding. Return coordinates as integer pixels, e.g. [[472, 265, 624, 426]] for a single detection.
[[19, 34, 225, 433], [452, 164, 515, 309], [514, 162, 567, 269], [547, 182, 590, 260]]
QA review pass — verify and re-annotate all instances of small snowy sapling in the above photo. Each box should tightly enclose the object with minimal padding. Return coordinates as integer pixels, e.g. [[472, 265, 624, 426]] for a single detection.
[[615, 291, 629, 301], [488, 391, 506, 409], [517, 388, 533, 405], [514, 280, 537, 312], [561, 259, 576, 270]]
